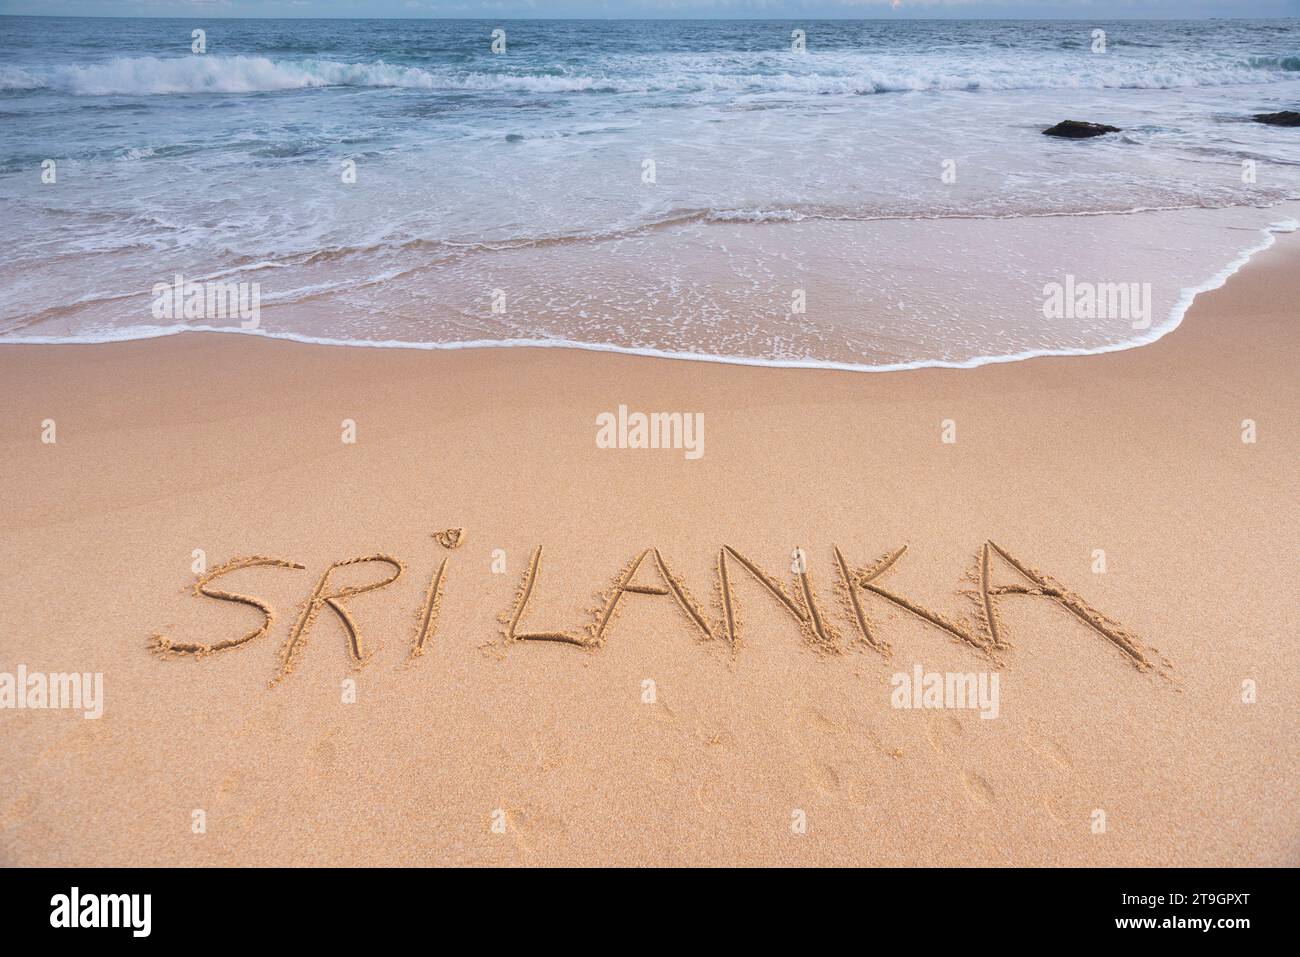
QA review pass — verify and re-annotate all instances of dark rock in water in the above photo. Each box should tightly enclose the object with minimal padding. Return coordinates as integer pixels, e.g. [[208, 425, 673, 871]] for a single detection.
[[1042, 120, 1122, 139], [1253, 111, 1300, 127]]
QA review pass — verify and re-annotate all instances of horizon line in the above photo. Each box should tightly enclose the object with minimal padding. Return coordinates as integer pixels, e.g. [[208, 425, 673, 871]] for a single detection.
[[1, 13, 1294, 22]]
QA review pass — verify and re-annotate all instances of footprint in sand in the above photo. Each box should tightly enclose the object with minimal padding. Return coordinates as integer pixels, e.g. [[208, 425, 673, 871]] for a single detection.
[[648, 694, 678, 726], [924, 718, 945, 754], [963, 770, 997, 806], [1021, 722, 1076, 824], [861, 726, 890, 755], [924, 713, 966, 755], [1048, 740, 1073, 769], [502, 805, 569, 854], [309, 733, 339, 780], [1044, 795, 1066, 822], [1025, 719, 1074, 769], [804, 707, 846, 736], [812, 763, 842, 795]]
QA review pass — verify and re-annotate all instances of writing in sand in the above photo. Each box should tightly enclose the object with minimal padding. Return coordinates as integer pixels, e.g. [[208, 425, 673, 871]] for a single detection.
[[150, 530, 1171, 687]]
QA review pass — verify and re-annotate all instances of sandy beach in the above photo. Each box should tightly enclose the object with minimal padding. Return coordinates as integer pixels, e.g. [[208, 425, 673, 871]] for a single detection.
[[0, 228, 1295, 867]]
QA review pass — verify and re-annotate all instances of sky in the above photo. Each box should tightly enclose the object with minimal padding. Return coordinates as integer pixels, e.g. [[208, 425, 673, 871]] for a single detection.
[[0, 0, 1295, 18]]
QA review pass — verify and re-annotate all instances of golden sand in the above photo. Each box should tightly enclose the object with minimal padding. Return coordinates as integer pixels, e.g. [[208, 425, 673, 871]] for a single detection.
[[0, 237, 1296, 866]]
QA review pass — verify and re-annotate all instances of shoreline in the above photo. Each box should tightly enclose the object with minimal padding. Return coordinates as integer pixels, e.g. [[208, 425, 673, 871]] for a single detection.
[[1, 234, 1297, 866], [7, 204, 1298, 372]]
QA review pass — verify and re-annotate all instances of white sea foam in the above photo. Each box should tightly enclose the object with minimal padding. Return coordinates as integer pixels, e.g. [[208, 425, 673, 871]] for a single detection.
[[2, 53, 1298, 97], [5, 217, 1293, 375]]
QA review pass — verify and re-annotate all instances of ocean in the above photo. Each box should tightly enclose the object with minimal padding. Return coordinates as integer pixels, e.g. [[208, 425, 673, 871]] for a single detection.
[[2, 16, 1298, 368]]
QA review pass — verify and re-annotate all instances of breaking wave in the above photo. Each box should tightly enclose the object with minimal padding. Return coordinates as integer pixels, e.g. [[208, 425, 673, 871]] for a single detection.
[[2, 52, 1298, 97]]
